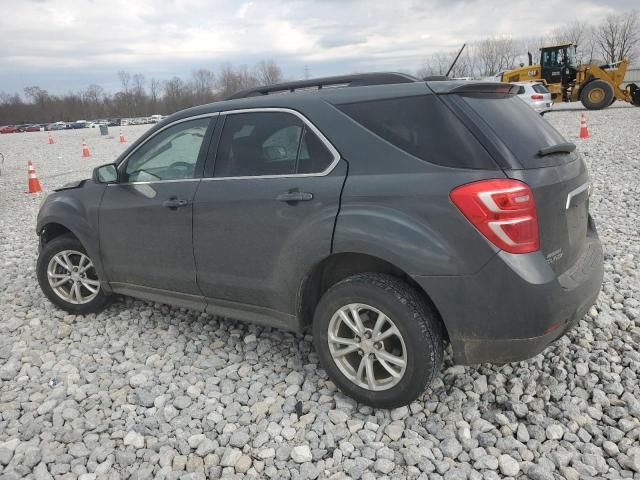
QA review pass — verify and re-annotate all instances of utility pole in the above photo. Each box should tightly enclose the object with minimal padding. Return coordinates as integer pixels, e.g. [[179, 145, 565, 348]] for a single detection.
[[304, 65, 310, 80]]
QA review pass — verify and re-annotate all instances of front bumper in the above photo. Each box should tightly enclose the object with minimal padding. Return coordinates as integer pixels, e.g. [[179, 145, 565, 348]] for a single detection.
[[413, 230, 604, 365]]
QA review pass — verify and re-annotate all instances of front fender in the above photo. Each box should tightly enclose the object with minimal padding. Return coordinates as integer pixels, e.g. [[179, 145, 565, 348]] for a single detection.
[[37, 182, 109, 290]]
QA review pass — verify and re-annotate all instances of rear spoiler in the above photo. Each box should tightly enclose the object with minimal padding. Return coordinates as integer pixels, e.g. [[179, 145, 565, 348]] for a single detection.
[[427, 81, 519, 95]]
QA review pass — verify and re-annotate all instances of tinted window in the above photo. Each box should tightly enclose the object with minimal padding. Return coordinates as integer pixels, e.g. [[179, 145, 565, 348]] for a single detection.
[[517, 86, 526, 95], [124, 118, 209, 182], [532, 84, 549, 94], [297, 127, 334, 174], [337, 95, 496, 169], [460, 94, 567, 168], [214, 112, 334, 177]]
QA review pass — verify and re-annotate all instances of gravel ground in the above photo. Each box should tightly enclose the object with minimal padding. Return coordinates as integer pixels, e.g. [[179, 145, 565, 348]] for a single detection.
[[0, 105, 639, 480]]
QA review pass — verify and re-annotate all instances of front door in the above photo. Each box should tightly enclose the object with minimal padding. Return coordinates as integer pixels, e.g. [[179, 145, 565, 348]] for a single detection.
[[541, 47, 563, 85], [193, 110, 346, 316], [99, 116, 214, 294]]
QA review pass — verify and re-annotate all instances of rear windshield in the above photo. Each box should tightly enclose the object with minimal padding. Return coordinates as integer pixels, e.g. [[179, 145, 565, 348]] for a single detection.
[[336, 95, 497, 169], [459, 94, 569, 168], [532, 84, 549, 94]]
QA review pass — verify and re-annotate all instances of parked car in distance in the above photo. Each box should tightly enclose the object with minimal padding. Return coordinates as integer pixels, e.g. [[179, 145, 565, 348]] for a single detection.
[[0, 125, 20, 134], [70, 120, 88, 129], [36, 73, 604, 408], [48, 122, 68, 131], [108, 119, 121, 127], [25, 124, 43, 132], [514, 81, 553, 114]]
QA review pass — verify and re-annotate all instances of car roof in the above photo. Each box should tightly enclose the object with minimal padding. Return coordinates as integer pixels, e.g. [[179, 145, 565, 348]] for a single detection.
[[164, 74, 513, 124]]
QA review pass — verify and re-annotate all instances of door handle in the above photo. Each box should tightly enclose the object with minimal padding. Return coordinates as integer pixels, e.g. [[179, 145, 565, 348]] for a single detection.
[[276, 191, 313, 203], [162, 197, 189, 209]]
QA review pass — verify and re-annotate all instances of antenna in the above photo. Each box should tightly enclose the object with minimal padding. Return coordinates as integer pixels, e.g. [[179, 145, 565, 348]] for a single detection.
[[304, 65, 310, 80], [446, 43, 466, 77]]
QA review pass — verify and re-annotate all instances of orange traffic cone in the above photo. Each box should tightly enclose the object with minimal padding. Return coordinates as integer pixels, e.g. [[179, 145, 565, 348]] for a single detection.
[[27, 161, 42, 193], [579, 112, 590, 139], [82, 140, 91, 157], [48, 133, 55, 144], [119, 130, 126, 143]]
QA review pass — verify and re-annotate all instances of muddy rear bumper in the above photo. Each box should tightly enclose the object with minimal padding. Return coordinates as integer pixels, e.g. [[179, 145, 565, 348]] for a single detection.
[[413, 227, 603, 365]]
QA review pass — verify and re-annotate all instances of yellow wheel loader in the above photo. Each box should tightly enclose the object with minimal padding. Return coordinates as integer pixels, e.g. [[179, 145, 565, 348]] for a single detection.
[[501, 43, 640, 110]]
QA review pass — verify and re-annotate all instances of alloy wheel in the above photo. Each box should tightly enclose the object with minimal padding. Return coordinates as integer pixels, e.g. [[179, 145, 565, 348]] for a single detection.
[[327, 303, 407, 391], [47, 249, 100, 305]]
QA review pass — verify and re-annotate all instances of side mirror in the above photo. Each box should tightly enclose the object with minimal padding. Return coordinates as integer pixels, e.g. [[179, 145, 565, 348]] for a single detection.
[[93, 163, 118, 184]]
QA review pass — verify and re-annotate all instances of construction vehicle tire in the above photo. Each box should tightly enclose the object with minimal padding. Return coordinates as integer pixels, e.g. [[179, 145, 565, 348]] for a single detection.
[[629, 83, 640, 107], [580, 80, 615, 110]]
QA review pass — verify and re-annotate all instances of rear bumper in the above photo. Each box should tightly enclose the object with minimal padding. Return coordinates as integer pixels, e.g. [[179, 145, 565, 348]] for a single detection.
[[531, 101, 553, 114], [413, 227, 603, 365]]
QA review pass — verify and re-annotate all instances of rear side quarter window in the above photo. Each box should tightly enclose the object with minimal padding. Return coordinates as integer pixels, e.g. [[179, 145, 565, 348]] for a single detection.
[[336, 95, 497, 170]]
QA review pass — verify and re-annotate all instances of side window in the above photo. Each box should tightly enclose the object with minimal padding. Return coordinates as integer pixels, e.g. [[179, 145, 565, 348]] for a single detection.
[[297, 127, 334, 174], [337, 95, 496, 169], [213, 111, 336, 177], [124, 118, 209, 182], [214, 112, 303, 177], [517, 86, 526, 95]]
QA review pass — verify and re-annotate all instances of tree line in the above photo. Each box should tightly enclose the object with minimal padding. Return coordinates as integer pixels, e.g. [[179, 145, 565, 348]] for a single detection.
[[420, 11, 639, 78], [0, 60, 283, 125], [1, 10, 638, 124]]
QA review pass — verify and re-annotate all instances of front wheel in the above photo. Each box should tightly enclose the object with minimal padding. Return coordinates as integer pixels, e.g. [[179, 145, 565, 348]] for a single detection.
[[37, 234, 110, 314], [580, 79, 614, 110], [312, 273, 444, 409]]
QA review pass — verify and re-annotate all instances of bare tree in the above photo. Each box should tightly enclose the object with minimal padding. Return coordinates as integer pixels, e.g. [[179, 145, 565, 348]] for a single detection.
[[131, 74, 147, 116], [254, 60, 283, 85], [594, 11, 640, 63], [191, 69, 217, 104], [216, 63, 259, 98], [149, 78, 162, 112], [118, 71, 131, 93], [82, 84, 105, 118]]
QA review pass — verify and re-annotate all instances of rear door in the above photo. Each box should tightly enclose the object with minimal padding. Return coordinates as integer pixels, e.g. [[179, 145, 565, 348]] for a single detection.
[[449, 91, 590, 274], [193, 109, 346, 315]]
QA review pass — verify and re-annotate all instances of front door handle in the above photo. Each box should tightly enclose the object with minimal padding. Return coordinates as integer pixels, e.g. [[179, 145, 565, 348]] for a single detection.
[[276, 191, 313, 203], [162, 197, 189, 209]]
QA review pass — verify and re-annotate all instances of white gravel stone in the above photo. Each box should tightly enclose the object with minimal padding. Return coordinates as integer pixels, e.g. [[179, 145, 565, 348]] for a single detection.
[[291, 445, 313, 463], [499, 454, 520, 477], [123, 431, 145, 449]]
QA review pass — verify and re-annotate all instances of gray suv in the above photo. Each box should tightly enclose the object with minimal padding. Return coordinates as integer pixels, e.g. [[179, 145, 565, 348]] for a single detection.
[[36, 73, 604, 408]]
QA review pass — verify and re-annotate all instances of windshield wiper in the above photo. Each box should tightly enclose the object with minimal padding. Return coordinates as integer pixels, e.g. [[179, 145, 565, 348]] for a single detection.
[[538, 142, 576, 157]]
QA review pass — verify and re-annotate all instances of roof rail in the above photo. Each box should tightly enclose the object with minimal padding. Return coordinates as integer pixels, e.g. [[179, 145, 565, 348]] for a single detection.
[[226, 72, 419, 100]]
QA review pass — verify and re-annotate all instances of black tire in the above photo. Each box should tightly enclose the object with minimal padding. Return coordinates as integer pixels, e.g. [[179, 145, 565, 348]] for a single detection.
[[37, 234, 110, 314], [580, 80, 614, 110], [312, 273, 444, 409]]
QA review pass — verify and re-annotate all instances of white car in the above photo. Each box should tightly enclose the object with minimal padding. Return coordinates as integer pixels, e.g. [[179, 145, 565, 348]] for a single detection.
[[513, 82, 553, 115]]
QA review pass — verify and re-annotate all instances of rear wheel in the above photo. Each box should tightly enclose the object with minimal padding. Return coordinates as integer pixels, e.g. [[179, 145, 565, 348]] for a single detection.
[[580, 80, 614, 110], [37, 234, 110, 314], [312, 273, 444, 408]]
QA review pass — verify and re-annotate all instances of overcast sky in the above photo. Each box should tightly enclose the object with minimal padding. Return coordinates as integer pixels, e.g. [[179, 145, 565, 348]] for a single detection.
[[0, 0, 636, 94]]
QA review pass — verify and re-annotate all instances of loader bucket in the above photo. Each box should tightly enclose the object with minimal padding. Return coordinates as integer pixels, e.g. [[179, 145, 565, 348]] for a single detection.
[[629, 83, 640, 106]]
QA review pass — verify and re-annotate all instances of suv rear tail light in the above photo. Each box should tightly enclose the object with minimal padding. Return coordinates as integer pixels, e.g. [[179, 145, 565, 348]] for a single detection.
[[531, 94, 544, 100], [450, 179, 539, 254]]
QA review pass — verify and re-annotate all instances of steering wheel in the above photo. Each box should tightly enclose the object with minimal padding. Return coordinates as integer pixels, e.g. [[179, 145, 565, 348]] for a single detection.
[[168, 161, 194, 178]]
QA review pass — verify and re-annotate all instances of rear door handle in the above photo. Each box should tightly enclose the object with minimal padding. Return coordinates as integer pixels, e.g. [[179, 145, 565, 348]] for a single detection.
[[162, 197, 189, 209], [276, 191, 313, 203]]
